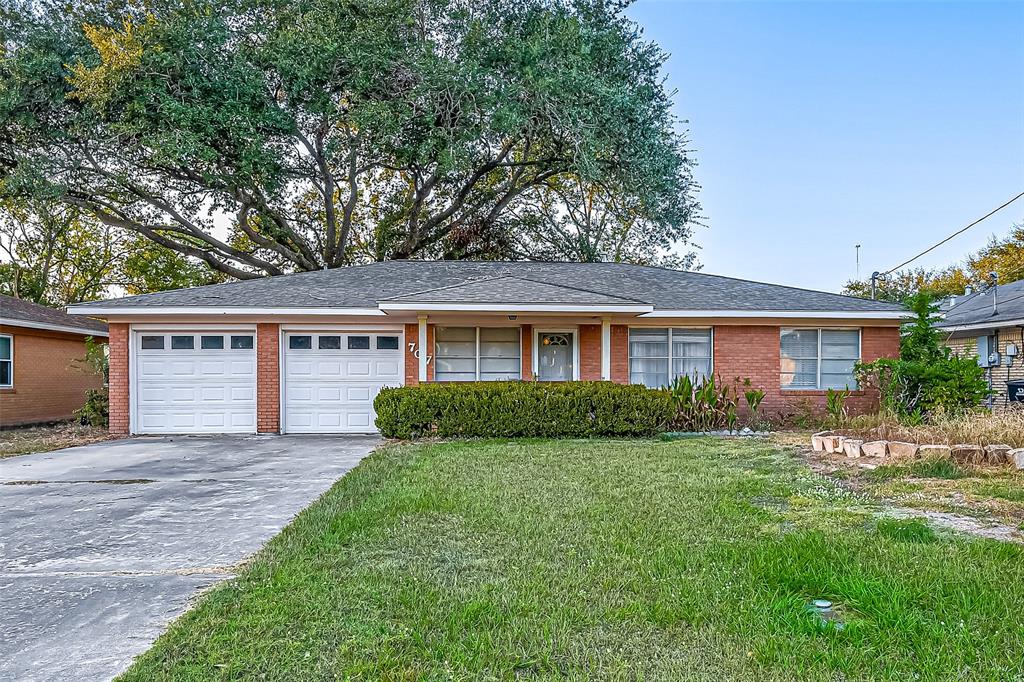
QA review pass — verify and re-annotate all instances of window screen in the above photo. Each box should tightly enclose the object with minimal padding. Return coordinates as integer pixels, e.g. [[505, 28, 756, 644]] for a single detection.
[[629, 328, 711, 388], [781, 329, 859, 390]]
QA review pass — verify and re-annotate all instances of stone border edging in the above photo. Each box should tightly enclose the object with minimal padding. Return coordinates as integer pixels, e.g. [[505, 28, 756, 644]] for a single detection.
[[810, 431, 1024, 469]]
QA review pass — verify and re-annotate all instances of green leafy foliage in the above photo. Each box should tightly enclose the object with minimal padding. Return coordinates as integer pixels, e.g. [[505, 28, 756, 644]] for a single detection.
[[2, 0, 699, 276], [72, 335, 109, 427], [825, 388, 848, 427], [856, 292, 988, 421], [374, 381, 674, 439], [668, 373, 739, 432]]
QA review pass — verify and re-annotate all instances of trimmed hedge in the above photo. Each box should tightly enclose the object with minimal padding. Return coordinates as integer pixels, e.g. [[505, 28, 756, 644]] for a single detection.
[[374, 381, 674, 439]]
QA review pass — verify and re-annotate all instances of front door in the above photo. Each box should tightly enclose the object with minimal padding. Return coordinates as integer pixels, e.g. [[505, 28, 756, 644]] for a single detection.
[[537, 332, 574, 381]]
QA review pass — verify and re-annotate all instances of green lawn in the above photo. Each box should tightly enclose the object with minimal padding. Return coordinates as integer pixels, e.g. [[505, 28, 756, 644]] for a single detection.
[[120, 439, 1024, 681]]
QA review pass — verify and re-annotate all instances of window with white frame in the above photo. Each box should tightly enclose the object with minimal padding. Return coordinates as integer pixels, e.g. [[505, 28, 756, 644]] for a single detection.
[[780, 328, 860, 390], [0, 334, 11, 387], [629, 328, 712, 388], [435, 327, 521, 381]]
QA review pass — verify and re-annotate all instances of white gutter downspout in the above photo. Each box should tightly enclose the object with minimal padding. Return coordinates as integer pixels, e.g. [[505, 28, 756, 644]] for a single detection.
[[417, 315, 428, 383], [601, 316, 612, 381]]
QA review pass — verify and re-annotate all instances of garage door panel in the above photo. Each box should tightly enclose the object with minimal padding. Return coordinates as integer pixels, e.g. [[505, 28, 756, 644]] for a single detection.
[[134, 332, 256, 434], [283, 332, 402, 433]]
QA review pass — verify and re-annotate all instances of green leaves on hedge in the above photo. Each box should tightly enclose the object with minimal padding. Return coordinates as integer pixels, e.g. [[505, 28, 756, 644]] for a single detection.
[[373, 381, 674, 439]]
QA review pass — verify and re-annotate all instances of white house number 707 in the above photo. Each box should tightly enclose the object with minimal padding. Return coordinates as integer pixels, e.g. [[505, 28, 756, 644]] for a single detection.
[[408, 342, 432, 364]]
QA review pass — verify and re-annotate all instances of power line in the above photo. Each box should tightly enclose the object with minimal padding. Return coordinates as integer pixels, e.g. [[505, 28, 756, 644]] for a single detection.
[[881, 190, 1024, 276]]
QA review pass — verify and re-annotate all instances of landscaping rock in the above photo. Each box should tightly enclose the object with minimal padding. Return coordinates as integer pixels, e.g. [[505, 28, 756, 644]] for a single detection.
[[861, 441, 888, 458], [1009, 448, 1024, 470], [811, 431, 830, 452], [822, 435, 844, 454], [951, 444, 985, 465], [888, 441, 919, 460], [917, 444, 952, 460], [984, 444, 1011, 464], [842, 439, 864, 458]]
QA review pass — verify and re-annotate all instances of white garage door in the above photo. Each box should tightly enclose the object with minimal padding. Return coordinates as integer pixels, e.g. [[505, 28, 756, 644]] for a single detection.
[[134, 331, 257, 434], [283, 331, 403, 433]]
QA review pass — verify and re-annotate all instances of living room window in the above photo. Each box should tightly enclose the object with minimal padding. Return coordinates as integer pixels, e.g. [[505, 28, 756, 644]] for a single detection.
[[435, 327, 521, 381], [0, 334, 12, 387], [780, 328, 860, 390], [628, 328, 712, 388]]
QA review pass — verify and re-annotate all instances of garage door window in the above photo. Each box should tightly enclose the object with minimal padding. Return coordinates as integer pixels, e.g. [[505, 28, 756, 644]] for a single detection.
[[171, 335, 195, 350], [141, 335, 165, 350], [347, 336, 370, 350], [231, 335, 254, 350], [289, 335, 312, 350], [318, 335, 341, 350], [377, 336, 399, 350], [435, 327, 521, 381], [201, 335, 224, 350]]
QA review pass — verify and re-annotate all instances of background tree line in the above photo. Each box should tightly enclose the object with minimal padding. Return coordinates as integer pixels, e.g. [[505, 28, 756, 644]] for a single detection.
[[843, 224, 1024, 303], [1, 0, 701, 304]]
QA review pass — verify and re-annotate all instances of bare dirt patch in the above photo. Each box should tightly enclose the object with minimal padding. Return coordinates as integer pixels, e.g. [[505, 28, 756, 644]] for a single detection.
[[0, 422, 120, 458]]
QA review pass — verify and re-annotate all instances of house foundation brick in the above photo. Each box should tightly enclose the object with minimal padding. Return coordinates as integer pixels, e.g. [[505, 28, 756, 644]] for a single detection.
[[256, 323, 280, 433], [107, 323, 130, 435]]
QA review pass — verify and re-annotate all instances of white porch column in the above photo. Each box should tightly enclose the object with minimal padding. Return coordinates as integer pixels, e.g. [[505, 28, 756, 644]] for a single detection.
[[418, 315, 428, 382], [601, 316, 612, 381]]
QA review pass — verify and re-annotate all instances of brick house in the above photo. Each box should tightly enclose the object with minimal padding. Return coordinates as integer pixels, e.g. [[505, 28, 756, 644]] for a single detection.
[[66, 262, 905, 435], [938, 279, 1024, 407], [0, 295, 108, 427]]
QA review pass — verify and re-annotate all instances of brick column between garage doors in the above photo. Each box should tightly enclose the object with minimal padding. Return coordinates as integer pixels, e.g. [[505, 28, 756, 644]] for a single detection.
[[107, 323, 130, 435], [256, 323, 281, 433]]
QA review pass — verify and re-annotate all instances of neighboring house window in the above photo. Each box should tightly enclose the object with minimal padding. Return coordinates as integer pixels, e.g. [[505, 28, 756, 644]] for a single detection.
[[780, 329, 860, 390], [0, 334, 11, 387], [629, 328, 713, 388], [435, 327, 521, 381]]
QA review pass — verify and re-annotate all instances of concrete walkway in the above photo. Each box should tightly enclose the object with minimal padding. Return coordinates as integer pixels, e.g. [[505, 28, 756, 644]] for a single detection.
[[0, 435, 378, 682]]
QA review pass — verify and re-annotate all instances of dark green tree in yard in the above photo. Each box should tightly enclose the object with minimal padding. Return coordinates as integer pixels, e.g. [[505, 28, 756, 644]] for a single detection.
[[856, 292, 989, 421], [1, 0, 700, 279]]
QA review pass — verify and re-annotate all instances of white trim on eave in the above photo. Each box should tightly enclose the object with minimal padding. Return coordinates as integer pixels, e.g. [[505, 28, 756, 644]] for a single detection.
[[66, 306, 387, 317], [379, 302, 654, 313], [0, 318, 108, 337], [937, 318, 1024, 333], [638, 309, 909, 320]]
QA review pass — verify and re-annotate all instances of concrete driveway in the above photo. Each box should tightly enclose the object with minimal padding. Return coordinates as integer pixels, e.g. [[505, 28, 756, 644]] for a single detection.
[[0, 435, 378, 682]]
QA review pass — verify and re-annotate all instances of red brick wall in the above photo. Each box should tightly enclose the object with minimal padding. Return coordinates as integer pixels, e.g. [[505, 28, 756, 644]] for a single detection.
[[0, 325, 107, 428], [713, 325, 901, 418], [256, 323, 280, 433], [404, 323, 419, 386], [610, 325, 629, 384], [520, 324, 533, 380], [107, 323, 130, 434], [578, 324, 601, 380]]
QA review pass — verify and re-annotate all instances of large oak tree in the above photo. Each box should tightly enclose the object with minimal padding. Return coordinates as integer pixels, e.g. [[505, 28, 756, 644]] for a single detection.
[[1, 0, 699, 278]]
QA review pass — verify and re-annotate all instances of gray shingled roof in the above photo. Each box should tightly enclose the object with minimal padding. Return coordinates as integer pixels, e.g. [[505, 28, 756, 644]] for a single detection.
[[69, 261, 905, 313], [937, 279, 1024, 329], [1, 294, 108, 334], [380, 275, 648, 305]]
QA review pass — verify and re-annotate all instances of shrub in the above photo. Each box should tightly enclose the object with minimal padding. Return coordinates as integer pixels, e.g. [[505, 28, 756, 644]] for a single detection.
[[374, 381, 675, 439], [668, 373, 739, 431], [75, 387, 109, 427], [825, 388, 849, 427], [855, 292, 988, 421]]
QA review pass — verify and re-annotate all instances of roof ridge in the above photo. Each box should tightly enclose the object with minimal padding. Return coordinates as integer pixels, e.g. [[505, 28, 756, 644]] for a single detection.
[[376, 274, 511, 301], [510, 274, 648, 304]]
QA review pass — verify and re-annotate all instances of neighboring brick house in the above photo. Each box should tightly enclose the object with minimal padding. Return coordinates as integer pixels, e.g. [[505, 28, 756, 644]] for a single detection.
[[0, 295, 108, 427], [938, 279, 1024, 408], [67, 262, 905, 435]]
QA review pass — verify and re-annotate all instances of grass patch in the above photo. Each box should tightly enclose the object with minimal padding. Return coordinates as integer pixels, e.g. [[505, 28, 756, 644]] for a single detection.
[[0, 422, 116, 458], [876, 518, 938, 543], [868, 456, 967, 481], [120, 439, 1024, 681]]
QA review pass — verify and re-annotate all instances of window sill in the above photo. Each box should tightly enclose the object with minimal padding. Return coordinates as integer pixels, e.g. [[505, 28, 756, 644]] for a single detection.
[[780, 388, 864, 395]]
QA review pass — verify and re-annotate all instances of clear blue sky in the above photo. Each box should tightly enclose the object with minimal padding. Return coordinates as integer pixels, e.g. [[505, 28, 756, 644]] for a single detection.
[[626, 0, 1024, 292]]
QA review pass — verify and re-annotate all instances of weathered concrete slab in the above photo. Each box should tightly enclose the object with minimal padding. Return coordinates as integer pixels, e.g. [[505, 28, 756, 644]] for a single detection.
[[0, 434, 378, 682]]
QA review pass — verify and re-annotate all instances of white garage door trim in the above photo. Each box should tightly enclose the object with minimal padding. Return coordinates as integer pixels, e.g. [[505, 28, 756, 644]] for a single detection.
[[130, 327, 257, 434], [281, 328, 405, 434]]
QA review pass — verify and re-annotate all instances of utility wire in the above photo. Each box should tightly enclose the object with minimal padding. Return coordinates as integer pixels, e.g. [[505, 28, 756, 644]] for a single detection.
[[880, 190, 1024, 276]]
